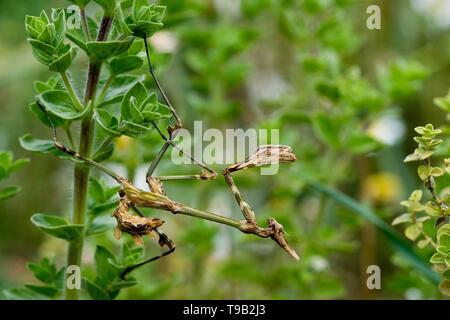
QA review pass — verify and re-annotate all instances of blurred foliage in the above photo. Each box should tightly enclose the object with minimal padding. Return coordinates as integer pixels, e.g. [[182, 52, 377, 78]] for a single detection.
[[394, 92, 450, 296], [0, 0, 449, 299], [0, 151, 29, 201]]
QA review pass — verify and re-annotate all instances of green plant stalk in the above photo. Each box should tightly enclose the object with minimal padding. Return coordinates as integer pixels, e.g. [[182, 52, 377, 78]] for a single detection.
[[65, 14, 113, 300], [66, 117, 94, 300], [61, 72, 83, 111], [96, 75, 114, 105]]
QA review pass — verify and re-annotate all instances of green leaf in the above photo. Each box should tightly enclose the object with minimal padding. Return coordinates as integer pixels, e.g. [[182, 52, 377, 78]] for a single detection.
[[86, 217, 115, 236], [344, 131, 380, 154], [424, 201, 441, 217], [49, 46, 78, 72], [438, 233, 450, 249], [93, 0, 117, 15], [405, 224, 422, 241], [417, 239, 430, 248], [131, 21, 164, 38], [28, 258, 57, 284], [66, 28, 88, 52], [0, 151, 11, 167], [437, 246, 449, 255], [404, 153, 421, 163], [124, 0, 165, 38], [67, 0, 92, 9], [430, 252, 445, 264], [89, 176, 107, 203], [430, 167, 444, 177], [97, 75, 143, 107], [95, 109, 122, 137], [51, 9, 66, 43], [108, 55, 144, 75], [29, 102, 68, 129], [24, 284, 59, 298], [110, 279, 138, 291], [312, 113, 340, 147], [417, 165, 429, 181], [19, 134, 74, 160], [0, 165, 7, 181], [94, 245, 118, 285], [39, 90, 88, 120], [90, 200, 119, 216], [410, 189, 423, 201], [31, 213, 84, 241], [0, 186, 21, 201], [34, 80, 53, 93], [414, 148, 434, 161], [87, 38, 134, 62], [82, 278, 110, 300], [120, 120, 152, 138], [392, 213, 413, 226], [315, 81, 340, 101], [434, 90, 450, 113], [9, 158, 30, 173], [120, 242, 144, 267], [28, 39, 55, 65], [3, 287, 50, 300], [121, 81, 147, 117], [438, 224, 450, 238], [92, 141, 115, 163], [132, 0, 150, 19]]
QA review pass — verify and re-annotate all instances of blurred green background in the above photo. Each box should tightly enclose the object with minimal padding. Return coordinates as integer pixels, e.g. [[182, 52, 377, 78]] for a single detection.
[[0, 0, 449, 299]]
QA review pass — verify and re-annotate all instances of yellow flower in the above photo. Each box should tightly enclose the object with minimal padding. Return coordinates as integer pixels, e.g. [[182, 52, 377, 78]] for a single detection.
[[115, 135, 133, 153], [362, 173, 403, 204]]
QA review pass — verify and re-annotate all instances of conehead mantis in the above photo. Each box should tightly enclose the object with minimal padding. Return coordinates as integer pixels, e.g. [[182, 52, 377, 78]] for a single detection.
[[35, 33, 299, 280]]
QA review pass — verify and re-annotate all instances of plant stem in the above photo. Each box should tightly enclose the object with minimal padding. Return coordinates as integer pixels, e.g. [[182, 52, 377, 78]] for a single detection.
[[65, 13, 113, 300], [96, 75, 114, 105], [66, 117, 94, 300], [61, 72, 83, 111], [80, 9, 90, 42], [64, 127, 76, 150]]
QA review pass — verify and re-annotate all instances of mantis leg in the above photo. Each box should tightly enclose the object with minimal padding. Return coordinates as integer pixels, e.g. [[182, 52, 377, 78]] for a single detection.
[[120, 226, 176, 279], [143, 34, 217, 181], [36, 101, 123, 182]]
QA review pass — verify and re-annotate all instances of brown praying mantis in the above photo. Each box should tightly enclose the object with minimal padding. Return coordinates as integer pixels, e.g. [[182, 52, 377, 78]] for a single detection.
[[36, 34, 299, 280]]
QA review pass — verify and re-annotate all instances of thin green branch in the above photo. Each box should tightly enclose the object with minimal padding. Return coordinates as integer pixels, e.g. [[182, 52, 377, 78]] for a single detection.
[[60, 72, 83, 111], [64, 127, 76, 150], [95, 75, 114, 105], [65, 12, 114, 301]]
